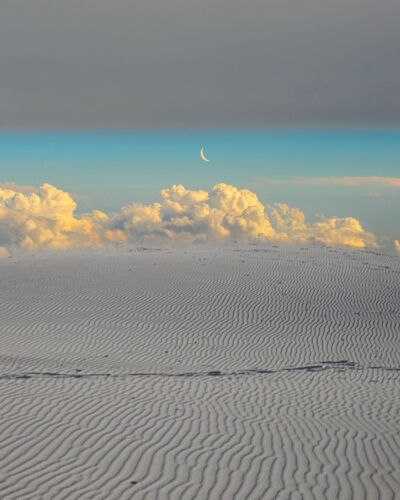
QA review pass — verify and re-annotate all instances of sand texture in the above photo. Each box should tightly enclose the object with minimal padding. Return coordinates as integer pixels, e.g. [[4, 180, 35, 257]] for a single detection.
[[0, 245, 399, 499]]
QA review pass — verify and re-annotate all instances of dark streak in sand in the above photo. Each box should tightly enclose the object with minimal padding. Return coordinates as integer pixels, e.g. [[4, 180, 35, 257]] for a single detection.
[[0, 360, 399, 381]]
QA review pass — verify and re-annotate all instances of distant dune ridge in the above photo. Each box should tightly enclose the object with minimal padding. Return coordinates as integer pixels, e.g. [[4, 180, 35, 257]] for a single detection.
[[0, 244, 399, 499]]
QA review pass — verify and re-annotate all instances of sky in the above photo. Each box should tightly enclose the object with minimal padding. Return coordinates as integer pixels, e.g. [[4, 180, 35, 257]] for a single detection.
[[0, 130, 399, 253], [0, 2, 399, 254], [1, 0, 400, 129]]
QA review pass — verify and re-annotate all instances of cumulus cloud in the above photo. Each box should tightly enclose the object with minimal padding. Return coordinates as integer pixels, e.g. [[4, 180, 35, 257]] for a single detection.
[[267, 203, 376, 248], [0, 247, 9, 258], [395, 240, 400, 254], [0, 182, 378, 251], [0, 183, 101, 249]]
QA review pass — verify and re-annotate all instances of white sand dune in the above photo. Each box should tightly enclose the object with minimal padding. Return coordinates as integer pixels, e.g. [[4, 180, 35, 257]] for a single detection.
[[0, 244, 399, 499]]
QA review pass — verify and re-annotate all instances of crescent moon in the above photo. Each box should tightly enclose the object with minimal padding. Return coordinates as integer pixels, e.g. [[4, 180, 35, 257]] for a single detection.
[[200, 147, 210, 163]]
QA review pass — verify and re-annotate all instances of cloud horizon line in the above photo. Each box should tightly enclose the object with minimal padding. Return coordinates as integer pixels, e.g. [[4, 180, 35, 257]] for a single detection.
[[0, 181, 389, 256]]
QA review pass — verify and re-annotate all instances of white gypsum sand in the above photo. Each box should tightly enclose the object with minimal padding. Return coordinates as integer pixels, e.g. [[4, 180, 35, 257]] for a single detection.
[[0, 244, 399, 499]]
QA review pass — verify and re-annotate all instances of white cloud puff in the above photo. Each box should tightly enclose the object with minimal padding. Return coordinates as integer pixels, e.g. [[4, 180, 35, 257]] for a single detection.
[[0, 182, 378, 251]]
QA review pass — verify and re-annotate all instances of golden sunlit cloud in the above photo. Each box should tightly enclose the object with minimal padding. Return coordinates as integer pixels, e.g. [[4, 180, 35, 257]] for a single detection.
[[0, 247, 9, 258], [395, 240, 400, 254], [0, 182, 378, 251]]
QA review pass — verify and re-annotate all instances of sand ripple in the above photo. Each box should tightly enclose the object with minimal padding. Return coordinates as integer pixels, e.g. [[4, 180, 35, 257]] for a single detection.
[[0, 245, 399, 499]]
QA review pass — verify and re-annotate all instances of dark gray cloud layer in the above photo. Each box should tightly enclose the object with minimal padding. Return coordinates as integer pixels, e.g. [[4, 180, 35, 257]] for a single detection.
[[1, 0, 399, 128]]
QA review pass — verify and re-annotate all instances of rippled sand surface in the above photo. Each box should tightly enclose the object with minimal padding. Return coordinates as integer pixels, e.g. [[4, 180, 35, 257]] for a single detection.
[[0, 244, 399, 499]]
